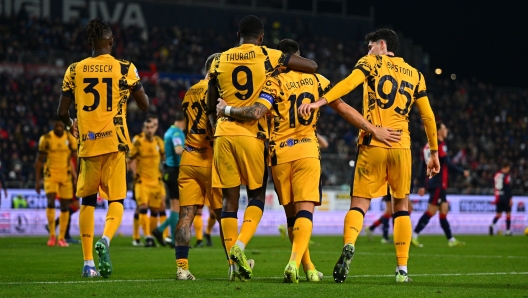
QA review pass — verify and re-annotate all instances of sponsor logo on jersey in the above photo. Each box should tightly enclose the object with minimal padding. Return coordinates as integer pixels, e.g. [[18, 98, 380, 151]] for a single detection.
[[185, 146, 208, 153], [82, 130, 113, 141], [280, 138, 312, 148]]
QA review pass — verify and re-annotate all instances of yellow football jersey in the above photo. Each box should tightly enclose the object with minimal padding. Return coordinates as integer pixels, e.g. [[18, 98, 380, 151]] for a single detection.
[[325, 55, 427, 149], [129, 135, 165, 182], [180, 79, 214, 168], [61, 54, 142, 157], [257, 71, 331, 165], [38, 131, 77, 179], [209, 44, 289, 139]]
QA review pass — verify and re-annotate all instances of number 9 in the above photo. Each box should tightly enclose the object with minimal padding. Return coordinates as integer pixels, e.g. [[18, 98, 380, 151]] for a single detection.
[[232, 66, 254, 100]]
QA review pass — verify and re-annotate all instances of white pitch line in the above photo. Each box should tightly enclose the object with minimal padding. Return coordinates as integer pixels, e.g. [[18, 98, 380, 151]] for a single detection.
[[2, 272, 528, 285]]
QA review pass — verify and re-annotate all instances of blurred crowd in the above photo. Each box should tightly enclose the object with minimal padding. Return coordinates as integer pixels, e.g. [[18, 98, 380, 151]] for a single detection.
[[0, 14, 526, 194]]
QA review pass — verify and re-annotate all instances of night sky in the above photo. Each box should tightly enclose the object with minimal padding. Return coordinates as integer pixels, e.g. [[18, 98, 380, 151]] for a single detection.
[[316, 0, 525, 88]]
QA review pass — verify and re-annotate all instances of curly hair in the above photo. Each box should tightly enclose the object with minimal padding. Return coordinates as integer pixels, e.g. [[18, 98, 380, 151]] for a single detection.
[[239, 15, 264, 39], [86, 18, 111, 45], [277, 39, 299, 55], [365, 28, 399, 53]]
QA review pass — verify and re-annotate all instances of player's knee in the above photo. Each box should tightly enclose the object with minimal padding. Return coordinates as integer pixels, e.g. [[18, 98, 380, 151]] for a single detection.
[[248, 199, 265, 211], [296, 210, 313, 222], [81, 194, 97, 207]]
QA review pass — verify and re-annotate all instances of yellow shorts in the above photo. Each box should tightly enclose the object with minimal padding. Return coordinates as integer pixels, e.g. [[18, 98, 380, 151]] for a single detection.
[[352, 146, 411, 199], [44, 177, 73, 199], [212, 136, 265, 189], [135, 180, 166, 208], [272, 157, 322, 206], [77, 151, 126, 201], [179, 165, 222, 210]]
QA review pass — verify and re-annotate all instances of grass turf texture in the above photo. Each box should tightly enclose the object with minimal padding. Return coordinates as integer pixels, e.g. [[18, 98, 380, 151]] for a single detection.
[[1, 235, 527, 297]]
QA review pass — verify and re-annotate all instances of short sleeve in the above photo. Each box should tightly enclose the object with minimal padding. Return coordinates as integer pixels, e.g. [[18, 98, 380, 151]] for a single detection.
[[172, 131, 184, 147], [353, 55, 375, 77], [38, 136, 49, 153], [208, 54, 221, 78], [61, 63, 76, 98], [257, 77, 280, 109], [413, 71, 428, 100], [127, 63, 142, 92], [129, 136, 140, 159], [68, 134, 78, 151], [267, 48, 291, 69], [315, 74, 333, 97]]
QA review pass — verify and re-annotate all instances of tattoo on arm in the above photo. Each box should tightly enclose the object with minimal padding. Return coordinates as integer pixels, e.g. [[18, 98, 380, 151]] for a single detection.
[[174, 206, 197, 246], [230, 103, 269, 121]]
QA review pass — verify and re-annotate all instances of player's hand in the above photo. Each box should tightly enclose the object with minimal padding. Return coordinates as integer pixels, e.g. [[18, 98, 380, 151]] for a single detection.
[[298, 98, 327, 117], [427, 151, 440, 178], [35, 182, 41, 195], [509, 199, 513, 207], [418, 187, 425, 196], [69, 118, 79, 138], [463, 170, 470, 177], [371, 127, 401, 147], [216, 98, 227, 117]]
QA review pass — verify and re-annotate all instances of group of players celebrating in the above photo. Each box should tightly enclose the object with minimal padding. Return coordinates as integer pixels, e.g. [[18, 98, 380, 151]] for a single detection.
[[31, 14, 514, 283]]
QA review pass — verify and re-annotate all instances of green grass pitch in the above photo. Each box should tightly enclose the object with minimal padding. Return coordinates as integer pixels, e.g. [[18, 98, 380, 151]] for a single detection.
[[1, 234, 527, 297]]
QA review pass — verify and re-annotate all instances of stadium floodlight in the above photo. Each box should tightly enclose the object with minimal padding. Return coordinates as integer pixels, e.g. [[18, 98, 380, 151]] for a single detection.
[[435, 68, 442, 75]]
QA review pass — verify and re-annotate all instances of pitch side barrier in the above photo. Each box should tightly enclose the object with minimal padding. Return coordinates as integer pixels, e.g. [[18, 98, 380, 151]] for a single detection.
[[1, 189, 526, 236]]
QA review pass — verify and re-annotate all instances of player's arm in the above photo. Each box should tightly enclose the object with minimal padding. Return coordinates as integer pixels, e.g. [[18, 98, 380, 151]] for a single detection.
[[34, 151, 47, 195], [131, 86, 149, 111], [298, 69, 366, 116], [216, 101, 269, 121], [207, 77, 220, 129], [316, 133, 329, 149], [0, 171, 6, 198], [504, 175, 513, 201], [444, 154, 467, 175], [173, 132, 185, 156], [70, 152, 78, 183], [284, 55, 318, 74], [328, 99, 401, 147], [414, 96, 440, 177], [57, 95, 78, 138]]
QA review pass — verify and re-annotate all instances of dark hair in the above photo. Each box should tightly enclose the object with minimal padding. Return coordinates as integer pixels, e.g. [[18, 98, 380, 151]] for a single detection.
[[143, 119, 152, 125], [239, 15, 264, 39], [86, 18, 111, 45], [502, 161, 511, 169], [205, 53, 221, 73], [436, 121, 445, 131], [174, 111, 185, 122], [277, 39, 299, 55], [365, 28, 399, 53], [146, 113, 158, 120]]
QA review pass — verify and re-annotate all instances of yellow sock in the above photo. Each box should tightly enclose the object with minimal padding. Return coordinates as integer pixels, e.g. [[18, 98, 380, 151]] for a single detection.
[[79, 205, 95, 261], [139, 213, 150, 237], [290, 217, 313, 268], [149, 214, 158, 235], [46, 208, 56, 237], [343, 209, 364, 245], [103, 202, 124, 239], [220, 217, 238, 264], [394, 213, 412, 266], [58, 211, 69, 241], [194, 215, 203, 241], [288, 225, 314, 271], [160, 214, 168, 239], [176, 259, 189, 270], [206, 215, 216, 235], [237, 206, 263, 246], [132, 214, 140, 240]]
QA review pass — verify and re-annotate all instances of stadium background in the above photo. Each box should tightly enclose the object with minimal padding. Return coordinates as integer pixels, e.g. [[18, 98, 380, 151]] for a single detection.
[[0, 0, 527, 236]]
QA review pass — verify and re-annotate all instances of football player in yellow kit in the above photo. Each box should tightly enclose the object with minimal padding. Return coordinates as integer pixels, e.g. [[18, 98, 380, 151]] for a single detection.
[[298, 28, 440, 283], [57, 18, 149, 278]]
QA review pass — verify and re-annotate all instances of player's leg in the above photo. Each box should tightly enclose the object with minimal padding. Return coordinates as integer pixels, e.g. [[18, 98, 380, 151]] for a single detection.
[[388, 148, 413, 282], [131, 183, 141, 246], [57, 179, 73, 247], [95, 152, 127, 278], [438, 195, 464, 246], [505, 199, 513, 235], [205, 207, 216, 246], [154, 167, 180, 247], [175, 205, 198, 280], [65, 198, 80, 243], [44, 180, 57, 246], [148, 208, 159, 247], [334, 146, 386, 283], [412, 189, 440, 246], [193, 208, 204, 247], [490, 199, 504, 236], [76, 155, 102, 277], [135, 183, 150, 245], [380, 201, 392, 243]]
